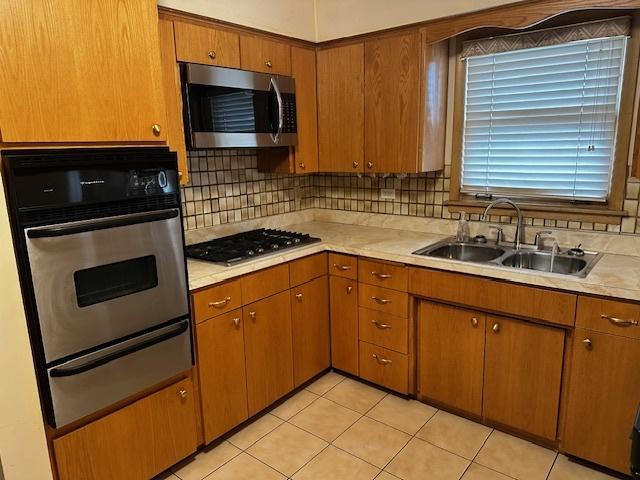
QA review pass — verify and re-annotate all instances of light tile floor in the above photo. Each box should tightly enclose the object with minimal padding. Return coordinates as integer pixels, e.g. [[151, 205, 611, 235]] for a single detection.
[[159, 372, 622, 480]]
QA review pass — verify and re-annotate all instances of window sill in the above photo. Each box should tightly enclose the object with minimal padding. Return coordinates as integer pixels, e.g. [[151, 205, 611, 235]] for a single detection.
[[445, 199, 627, 225]]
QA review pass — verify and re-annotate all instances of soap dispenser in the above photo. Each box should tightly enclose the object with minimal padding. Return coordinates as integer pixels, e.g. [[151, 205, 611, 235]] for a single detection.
[[456, 211, 470, 242]]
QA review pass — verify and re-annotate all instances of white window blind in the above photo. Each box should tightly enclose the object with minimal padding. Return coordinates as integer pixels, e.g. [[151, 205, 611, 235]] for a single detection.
[[461, 36, 628, 202]]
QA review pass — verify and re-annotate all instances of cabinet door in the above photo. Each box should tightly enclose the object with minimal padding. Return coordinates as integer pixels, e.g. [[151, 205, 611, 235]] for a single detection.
[[291, 46, 319, 173], [240, 36, 291, 75], [418, 302, 485, 415], [54, 378, 197, 480], [196, 309, 249, 444], [484, 315, 564, 440], [364, 32, 421, 173], [0, 0, 166, 143], [329, 276, 359, 375], [158, 19, 188, 184], [563, 330, 640, 474], [244, 291, 294, 415], [317, 44, 365, 172], [173, 21, 240, 68], [291, 276, 330, 386]]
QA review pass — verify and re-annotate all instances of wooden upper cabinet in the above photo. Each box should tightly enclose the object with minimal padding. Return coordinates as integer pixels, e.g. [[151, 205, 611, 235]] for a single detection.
[[240, 36, 291, 75], [291, 46, 319, 173], [364, 32, 421, 173], [317, 44, 365, 172], [173, 21, 240, 68], [0, 0, 167, 144], [158, 19, 188, 184]]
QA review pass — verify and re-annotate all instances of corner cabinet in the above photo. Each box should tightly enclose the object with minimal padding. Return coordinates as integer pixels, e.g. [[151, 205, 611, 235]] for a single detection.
[[0, 0, 167, 144]]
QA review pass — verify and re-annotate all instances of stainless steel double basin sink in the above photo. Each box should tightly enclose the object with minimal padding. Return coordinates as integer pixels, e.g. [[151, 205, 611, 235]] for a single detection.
[[412, 238, 602, 277]]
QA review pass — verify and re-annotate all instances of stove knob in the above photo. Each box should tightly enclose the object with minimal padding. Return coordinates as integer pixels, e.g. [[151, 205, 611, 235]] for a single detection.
[[293, 238, 301, 244], [285, 240, 293, 246], [271, 244, 280, 250], [246, 250, 255, 256], [257, 247, 265, 254]]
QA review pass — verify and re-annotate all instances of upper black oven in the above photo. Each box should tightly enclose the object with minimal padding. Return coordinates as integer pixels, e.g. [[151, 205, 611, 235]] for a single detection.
[[181, 64, 297, 149]]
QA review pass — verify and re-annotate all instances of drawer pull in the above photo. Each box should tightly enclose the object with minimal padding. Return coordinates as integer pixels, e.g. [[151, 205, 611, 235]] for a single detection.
[[372, 353, 392, 365], [371, 319, 392, 329], [371, 271, 392, 279], [492, 323, 500, 333], [249, 311, 256, 320], [372, 296, 391, 305], [583, 338, 593, 350], [471, 317, 479, 328], [295, 293, 303, 301], [179, 389, 188, 399], [209, 296, 231, 308], [601, 314, 638, 327], [334, 263, 351, 271], [233, 317, 241, 327]]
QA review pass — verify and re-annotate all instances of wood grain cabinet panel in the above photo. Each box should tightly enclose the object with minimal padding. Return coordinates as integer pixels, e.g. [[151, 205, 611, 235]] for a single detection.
[[173, 21, 240, 68], [359, 341, 409, 394], [358, 258, 408, 291], [483, 315, 564, 440], [418, 301, 485, 416], [364, 32, 421, 173], [576, 296, 640, 339], [291, 276, 331, 386], [563, 329, 640, 474], [359, 284, 408, 318], [196, 309, 249, 444], [0, 0, 167, 143], [329, 253, 358, 279], [243, 291, 294, 415], [240, 36, 291, 75], [192, 279, 242, 324], [317, 44, 365, 172], [291, 46, 319, 173], [53, 378, 197, 480], [240, 264, 290, 304], [289, 253, 327, 287], [359, 307, 408, 354], [329, 275, 359, 375]]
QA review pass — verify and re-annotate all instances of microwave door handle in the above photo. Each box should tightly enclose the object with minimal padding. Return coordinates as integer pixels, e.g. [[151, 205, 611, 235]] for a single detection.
[[49, 320, 189, 378], [270, 77, 284, 143], [26, 208, 180, 239]]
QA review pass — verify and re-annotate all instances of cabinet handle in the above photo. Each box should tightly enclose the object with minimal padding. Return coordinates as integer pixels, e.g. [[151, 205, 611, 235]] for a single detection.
[[151, 123, 162, 136], [298, 162, 305, 169], [265, 60, 273, 68], [471, 317, 479, 328], [249, 311, 256, 320], [207, 50, 217, 60], [583, 338, 593, 350], [352, 161, 359, 168], [371, 319, 392, 329], [233, 317, 241, 327], [492, 323, 500, 333], [208, 296, 231, 308], [601, 314, 638, 327], [346, 286, 353, 294], [333, 263, 351, 271], [371, 271, 392, 279], [367, 161, 374, 169], [178, 171, 183, 180], [372, 353, 392, 365], [372, 296, 391, 305], [179, 389, 188, 399], [295, 293, 303, 301]]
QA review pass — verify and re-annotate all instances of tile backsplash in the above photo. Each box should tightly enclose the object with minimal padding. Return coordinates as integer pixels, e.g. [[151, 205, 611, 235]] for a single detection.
[[181, 149, 640, 235]]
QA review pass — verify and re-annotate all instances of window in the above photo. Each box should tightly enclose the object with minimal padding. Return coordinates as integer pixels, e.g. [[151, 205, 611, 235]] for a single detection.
[[461, 36, 628, 203]]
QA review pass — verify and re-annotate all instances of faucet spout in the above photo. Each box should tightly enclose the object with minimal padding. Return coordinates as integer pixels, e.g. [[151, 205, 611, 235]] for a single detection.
[[481, 198, 523, 250]]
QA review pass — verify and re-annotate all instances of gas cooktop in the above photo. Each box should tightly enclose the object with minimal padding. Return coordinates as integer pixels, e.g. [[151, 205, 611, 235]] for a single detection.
[[185, 228, 321, 266]]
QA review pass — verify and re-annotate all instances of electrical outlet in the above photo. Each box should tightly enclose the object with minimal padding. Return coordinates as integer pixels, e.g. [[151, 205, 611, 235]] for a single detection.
[[380, 188, 396, 200]]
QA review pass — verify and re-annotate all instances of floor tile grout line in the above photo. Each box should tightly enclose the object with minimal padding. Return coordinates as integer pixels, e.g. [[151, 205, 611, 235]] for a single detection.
[[287, 442, 334, 478], [242, 448, 302, 479], [471, 427, 495, 463], [545, 452, 560, 480]]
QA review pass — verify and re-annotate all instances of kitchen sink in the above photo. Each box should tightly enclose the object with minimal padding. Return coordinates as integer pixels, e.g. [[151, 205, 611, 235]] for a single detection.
[[413, 237, 602, 278]]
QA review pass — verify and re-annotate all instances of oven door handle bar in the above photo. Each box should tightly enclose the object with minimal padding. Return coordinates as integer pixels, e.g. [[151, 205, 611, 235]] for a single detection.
[[49, 319, 189, 378], [26, 208, 179, 238]]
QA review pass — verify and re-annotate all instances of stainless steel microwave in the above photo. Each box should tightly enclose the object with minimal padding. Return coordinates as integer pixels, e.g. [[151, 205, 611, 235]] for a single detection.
[[181, 64, 297, 149]]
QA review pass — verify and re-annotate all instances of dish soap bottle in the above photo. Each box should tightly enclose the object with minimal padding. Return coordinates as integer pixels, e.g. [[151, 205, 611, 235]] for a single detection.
[[456, 211, 470, 242]]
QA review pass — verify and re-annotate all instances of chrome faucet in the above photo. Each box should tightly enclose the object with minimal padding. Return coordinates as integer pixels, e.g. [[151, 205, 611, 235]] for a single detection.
[[481, 198, 523, 250]]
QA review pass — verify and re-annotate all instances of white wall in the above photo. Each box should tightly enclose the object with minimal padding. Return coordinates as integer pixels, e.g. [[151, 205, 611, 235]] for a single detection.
[[157, 0, 317, 41], [0, 173, 53, 480]]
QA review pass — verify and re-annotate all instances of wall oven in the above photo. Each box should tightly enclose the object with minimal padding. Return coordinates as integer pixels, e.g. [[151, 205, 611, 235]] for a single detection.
[[181, 63, 297, 149], [3, 148, 192, 428]]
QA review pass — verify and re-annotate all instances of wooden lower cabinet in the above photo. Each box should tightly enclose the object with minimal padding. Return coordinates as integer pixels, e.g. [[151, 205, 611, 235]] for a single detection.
[[483, 315, 564, 440], [196, 309, 249, 444], [359, 341, 409, 393], [291, 276, 331, 386], [330, 275, 359, 375], [244, 291, 294, 415], [563, 329, 640, 474], [418, 301, 485, 415], [53, 378, 197, 480]]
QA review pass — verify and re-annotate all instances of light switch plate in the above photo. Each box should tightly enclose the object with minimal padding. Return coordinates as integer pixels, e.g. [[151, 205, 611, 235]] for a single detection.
[[380, 188, 396, 200]]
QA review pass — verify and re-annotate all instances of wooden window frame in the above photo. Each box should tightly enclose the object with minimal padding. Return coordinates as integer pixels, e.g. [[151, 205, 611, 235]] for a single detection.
[[447, 13, 640, 225]]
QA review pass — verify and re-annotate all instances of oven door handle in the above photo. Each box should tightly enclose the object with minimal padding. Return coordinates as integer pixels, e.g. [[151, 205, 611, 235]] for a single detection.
[[27, 209, 180, 238], [49, 319, 189, 378]]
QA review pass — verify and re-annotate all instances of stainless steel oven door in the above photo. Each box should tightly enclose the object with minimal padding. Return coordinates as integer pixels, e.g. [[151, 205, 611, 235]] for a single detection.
[[47, 318, 192, 427], [25, 208, 188, 363]]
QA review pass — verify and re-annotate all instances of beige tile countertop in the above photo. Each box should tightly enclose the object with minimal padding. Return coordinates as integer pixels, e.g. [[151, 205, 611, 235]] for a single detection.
[[186, 210, 640, 302]]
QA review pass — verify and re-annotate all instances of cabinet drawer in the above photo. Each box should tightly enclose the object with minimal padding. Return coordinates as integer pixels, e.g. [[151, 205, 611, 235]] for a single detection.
[[358, 258, 407, 291], [359, 307, 408, 353], [359, 341, 408, 394], [240, 35, 291, 75], [290, 253, 327, 287], [359, 284, 408, 318], [576, 296, 640, 339], [409, 268, 576, 326], [241, 264, 290, 304], [192, 279, 242, 323], [329, 253, 358, 279], [173, 21, 240, 68]]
